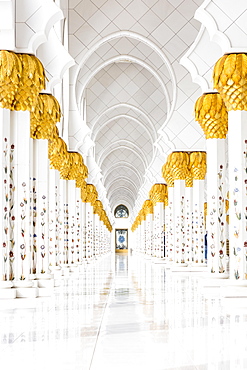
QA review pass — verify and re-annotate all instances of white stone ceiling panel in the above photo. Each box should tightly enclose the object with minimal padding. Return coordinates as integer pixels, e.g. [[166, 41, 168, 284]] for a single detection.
[[101, 148, 145, 174], [107, 180, 137, 197], [104, 167, 141, 189], [86, 64, 166, 131], [95, 120, 153, 163]]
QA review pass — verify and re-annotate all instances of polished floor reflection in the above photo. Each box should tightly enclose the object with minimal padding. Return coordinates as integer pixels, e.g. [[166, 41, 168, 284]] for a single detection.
[[1, 255, 247, 369]]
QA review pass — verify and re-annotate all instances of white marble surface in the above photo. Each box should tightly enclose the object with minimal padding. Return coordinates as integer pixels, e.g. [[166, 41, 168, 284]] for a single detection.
[[1, 254, 247, 370]]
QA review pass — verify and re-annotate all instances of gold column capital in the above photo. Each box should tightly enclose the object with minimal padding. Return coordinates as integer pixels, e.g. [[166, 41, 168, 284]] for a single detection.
[[168, 151, 190, 181], [0, 50, 22, 110], [149, 183, 168, 206], [93, 199, 103, 216], [139, 209, 145, 223], [48, 136, 68, 172], [14, 53, 46, 111], [84, 184, 98, 205], [162, 161, 174, 187], [143, 199, 153, 216], [194, 93, 228, 139], [189, 152, 207, 180], [213, 53, 247, 111], [30, 94, 61, 140]]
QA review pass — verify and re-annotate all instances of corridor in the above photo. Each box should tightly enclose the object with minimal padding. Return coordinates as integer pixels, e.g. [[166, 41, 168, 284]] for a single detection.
[[1, 254, 247, 370]]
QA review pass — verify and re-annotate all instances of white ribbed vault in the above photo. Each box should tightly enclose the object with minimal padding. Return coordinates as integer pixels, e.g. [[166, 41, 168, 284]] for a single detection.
[[68, 0, 205, 218]]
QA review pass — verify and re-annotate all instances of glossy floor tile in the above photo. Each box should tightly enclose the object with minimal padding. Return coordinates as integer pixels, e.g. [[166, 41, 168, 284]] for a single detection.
[[1, 255, 247, 370]]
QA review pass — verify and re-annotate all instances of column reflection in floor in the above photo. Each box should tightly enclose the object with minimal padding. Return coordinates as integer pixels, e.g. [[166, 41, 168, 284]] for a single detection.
[[91, 254, 247, 370], [1, 254, 247, 369]]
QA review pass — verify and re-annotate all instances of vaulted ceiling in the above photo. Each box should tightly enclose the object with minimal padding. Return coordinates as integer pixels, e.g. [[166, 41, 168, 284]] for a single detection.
[[68, 0, 205, 215]]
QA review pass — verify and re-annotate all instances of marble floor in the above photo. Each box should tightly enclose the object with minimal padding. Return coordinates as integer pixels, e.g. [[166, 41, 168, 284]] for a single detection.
[[1, 254, 247, 370]]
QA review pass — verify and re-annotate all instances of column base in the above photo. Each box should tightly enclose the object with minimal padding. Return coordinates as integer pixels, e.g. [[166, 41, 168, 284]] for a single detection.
[[191, 262, 207, 267], [170, 264, 189, 272], [49, 266, 63, 281], [152, 257, 167, 264], [12, 281, 38, 298], [204, 272, 229, 279], [0, 281, 16, 299], [38, 287, 54, 297], [35, 274, 55, 296]]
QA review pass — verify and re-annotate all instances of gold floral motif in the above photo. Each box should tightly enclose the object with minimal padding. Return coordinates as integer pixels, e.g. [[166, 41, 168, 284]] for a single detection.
[[213, 53, 247, 111], [189, 152, 207, 180], [194, 93, 228, 139]]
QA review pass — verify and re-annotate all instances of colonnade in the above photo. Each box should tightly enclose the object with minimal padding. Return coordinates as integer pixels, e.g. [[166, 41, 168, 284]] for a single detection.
[[0, 51, 112, 299], [132, 53, 247, 283], [132, 152, 207, 266]]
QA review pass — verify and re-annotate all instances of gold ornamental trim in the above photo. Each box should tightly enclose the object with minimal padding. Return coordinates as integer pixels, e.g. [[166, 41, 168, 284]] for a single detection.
[[213, 53, 247, 111], [194, 93, 228, 139]]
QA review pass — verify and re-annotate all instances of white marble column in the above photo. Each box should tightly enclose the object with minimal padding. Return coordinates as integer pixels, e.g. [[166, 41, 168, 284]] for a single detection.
[[192, 179, 205, 265], [140, 217, 145, 256], [154, 202, 165, 260], [10, 111, 32, 281], [145, 213, 153, 258], [60, 178, 67, 266], [0, 108, 11, 282], [85, 202, 93, 261], [67, 180, 76, 265], [207, 139, 227, 274], [228, 111, 247, 280], [94, 213, 100, 259], [167, 187, 174, 263], [212, 53, 247, 281], [10, 111, 37, 297], [174, 179, 186, 264], [48, 168, 58, 270], [33, 139, 50, 276], [100, 218, 104, 255], [195, 92, 228, 275], [81, 201, 86, 261], [75, 187, 82, 264], [185, 185, 193, 263]]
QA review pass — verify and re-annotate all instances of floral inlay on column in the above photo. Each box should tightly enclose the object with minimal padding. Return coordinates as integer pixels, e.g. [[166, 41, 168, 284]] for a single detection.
[[40, 195, 46, 274], [162, 162, 174, 262], [20, 182, 27, 280], [218, 165, 225, 273], [3, 138, 9, 280], [32, 178, 37, 274]]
